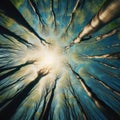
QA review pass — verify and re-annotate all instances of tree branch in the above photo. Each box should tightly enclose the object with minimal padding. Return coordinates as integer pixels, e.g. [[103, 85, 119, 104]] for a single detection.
[[72, 0, 120, 44], [96, 27, 120, 40]]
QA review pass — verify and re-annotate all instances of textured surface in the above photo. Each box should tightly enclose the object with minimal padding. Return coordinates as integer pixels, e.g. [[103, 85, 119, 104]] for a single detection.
[[0, 0, 120, 120]]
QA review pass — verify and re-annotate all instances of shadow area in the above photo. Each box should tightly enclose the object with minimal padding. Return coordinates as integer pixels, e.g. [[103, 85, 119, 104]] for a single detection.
[[0, 72, 48, 120]]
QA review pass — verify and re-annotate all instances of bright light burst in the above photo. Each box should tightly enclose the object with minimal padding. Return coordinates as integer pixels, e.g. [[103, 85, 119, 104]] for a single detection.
[[32, 44, 67, 74]]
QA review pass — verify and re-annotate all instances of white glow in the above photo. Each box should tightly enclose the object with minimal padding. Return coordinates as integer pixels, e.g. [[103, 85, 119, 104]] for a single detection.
[[40, 49, 58, 68], [26, 44, 67, 74]]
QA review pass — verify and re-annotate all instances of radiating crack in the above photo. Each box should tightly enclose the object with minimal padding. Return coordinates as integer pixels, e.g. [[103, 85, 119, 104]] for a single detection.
[[50, 0, 57, 30], [0, 0, 120, 120]]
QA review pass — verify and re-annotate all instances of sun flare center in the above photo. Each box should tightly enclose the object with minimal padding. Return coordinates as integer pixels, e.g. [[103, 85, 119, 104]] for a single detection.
[[28, 44, 67, 74]]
